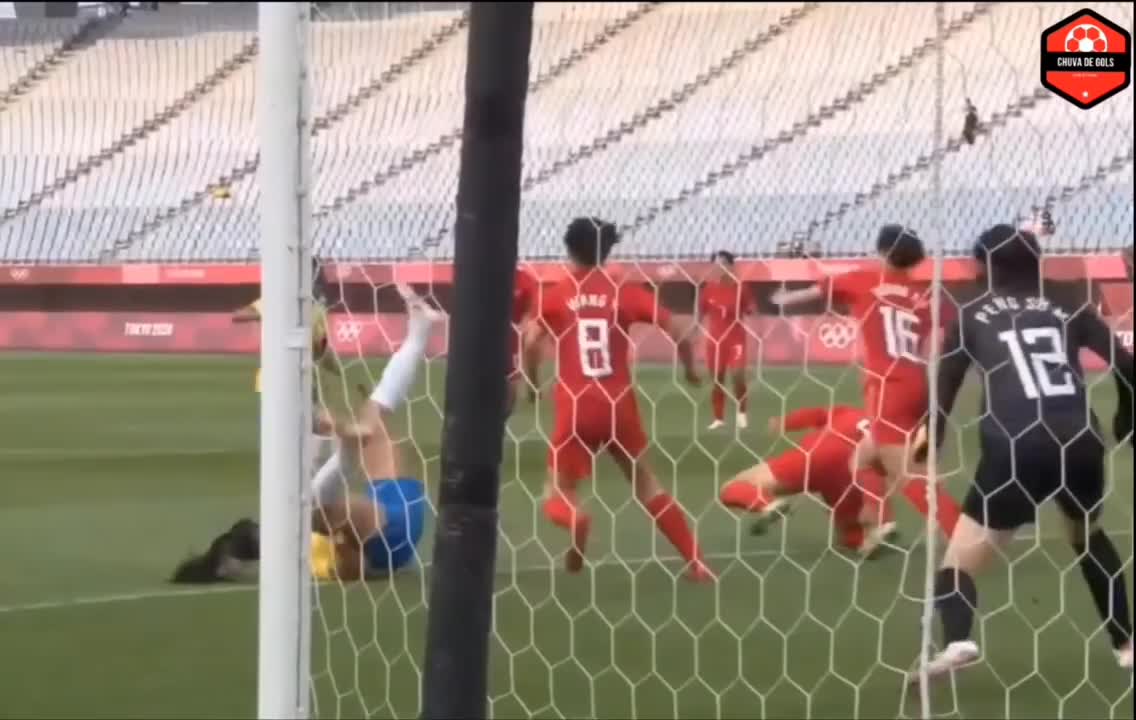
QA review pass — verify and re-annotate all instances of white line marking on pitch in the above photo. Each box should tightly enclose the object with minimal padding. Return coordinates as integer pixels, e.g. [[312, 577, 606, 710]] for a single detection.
[[0, 528, 1129, 616]]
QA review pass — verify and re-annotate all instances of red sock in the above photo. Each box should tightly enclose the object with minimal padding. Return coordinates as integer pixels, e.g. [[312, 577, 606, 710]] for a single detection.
[[900, 479, 961, 538], [645, 493, 700, 564], [733, 378, 748, 413], [543, 495, 591, 555], [711, 384, 725, 421], [720, 481, 772, 511]]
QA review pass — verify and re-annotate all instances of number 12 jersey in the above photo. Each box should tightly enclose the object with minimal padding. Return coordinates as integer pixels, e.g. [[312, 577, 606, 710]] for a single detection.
[[937, 287, 1132, 439]]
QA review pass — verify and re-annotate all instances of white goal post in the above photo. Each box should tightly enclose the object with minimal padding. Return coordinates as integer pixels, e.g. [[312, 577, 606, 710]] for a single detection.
[[256, 3, 314, 719]]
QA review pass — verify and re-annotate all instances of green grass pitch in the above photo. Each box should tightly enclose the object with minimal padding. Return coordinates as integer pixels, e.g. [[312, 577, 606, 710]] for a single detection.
[[0, 352, 1130, 719]]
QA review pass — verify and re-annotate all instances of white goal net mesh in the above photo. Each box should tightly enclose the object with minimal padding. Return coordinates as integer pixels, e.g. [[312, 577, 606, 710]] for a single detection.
[[300, 3, 1133, 718], [0, 2, 1130, 719]]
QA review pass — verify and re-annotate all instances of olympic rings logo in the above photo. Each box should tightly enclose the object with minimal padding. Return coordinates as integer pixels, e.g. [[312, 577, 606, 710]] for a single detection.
[[336, 321, 363, 343], [817, 321, 857, 349]]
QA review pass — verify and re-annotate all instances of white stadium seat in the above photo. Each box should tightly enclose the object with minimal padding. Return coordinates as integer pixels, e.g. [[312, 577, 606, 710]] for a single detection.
[[0, 1, 1131, 262]]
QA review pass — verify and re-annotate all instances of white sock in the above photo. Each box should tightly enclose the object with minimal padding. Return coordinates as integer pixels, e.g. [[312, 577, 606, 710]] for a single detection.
[[370, 308, 432, 412], [310, 436, 366, 504], [315, 298, 434, 499]]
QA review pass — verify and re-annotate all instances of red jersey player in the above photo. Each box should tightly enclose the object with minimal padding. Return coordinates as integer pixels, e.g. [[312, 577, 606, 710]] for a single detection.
[[522, 217, 712, 581], [700, 251, 756, 430], [772, 225, 961, 536], [720, 404, 959, 556], [506, 266, 540, 414]]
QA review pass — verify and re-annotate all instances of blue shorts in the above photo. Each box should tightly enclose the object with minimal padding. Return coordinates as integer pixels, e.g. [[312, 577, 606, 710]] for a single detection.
[[362, 478, 427, 573]]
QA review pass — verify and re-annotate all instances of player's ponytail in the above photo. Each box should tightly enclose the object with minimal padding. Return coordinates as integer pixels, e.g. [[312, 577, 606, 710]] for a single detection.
[[170, 518, 260, 584]]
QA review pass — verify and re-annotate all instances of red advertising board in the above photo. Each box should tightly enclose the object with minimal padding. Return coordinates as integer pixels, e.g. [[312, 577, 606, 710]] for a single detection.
[[0, 311, 1129, 371], [0, 254, 1129, 286], [0, 255, 1129, 366]]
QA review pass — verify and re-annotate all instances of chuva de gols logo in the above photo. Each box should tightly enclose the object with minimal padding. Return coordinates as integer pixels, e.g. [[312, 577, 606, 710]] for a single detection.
[[1041, 8, 1131, 109]]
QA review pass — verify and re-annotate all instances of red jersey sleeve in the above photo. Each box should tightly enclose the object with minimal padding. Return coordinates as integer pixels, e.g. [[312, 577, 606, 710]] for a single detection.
[[620, 284, 671, 327], [823, 271, 866, 307], [515, 270, 539, 322]]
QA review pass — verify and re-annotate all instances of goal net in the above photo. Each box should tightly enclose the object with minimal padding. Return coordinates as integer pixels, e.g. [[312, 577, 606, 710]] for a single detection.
[[0, 1, 1130, 719], [298, 3, 1133, 718]]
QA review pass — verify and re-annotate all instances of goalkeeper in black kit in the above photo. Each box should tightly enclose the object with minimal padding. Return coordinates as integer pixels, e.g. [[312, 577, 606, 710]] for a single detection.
[[913, 224, 1133, 681]]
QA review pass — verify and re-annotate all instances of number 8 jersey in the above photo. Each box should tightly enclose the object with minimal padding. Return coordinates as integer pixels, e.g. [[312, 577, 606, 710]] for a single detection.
[[536, 268, 670, 396]]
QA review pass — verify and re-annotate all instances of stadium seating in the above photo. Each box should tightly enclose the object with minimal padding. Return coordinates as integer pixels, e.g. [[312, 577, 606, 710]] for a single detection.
[[0, 16, 85, 90], [0, 1, 1131, 262]]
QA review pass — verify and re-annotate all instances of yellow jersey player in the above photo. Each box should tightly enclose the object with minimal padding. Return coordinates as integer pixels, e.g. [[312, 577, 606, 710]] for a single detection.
[[232, 285, 337, 390], [174, 285, 442, 583]]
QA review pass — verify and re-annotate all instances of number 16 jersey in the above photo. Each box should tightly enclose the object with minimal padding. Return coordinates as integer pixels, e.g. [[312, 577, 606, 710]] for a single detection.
[[824, 268, 933, 387], [823, 268, 933, 444], [536, 269, 670, 398]]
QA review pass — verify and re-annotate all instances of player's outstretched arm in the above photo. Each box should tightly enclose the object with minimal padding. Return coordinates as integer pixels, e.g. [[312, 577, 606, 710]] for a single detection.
[[661, 315, 700, 386], [1074, 306, 1134, 444], [771, 285, 824, 308], [521, 319, 547, 398], [232, 298, 262, 323], [625, 282, 699, 386], [921, 318, 971, 460]]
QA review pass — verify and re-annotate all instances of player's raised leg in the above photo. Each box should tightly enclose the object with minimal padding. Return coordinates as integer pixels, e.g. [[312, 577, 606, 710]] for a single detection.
[[708, 346, 728, 431], [700, 250, 755, 431], [856, 403, 961, 544], [311, 399, 428, 581], [1054, 438, 1134, 670], [618, 452, 713, 582], [1063, 512, 1134, 670], [730, 360, 749, 430], [310, 284, 440, 500], [918, 516, 1005, 680], [720, 458, 797, 535], [543, 405, 597, 574]]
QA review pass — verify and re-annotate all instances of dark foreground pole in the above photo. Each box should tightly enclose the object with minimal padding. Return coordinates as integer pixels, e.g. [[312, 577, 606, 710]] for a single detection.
[[421, 4, 533, 720]]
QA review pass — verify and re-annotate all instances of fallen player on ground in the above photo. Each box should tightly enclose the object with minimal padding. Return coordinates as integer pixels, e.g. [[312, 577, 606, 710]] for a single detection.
[[720, 404, 960, 557], [173, 285, 440, 583]]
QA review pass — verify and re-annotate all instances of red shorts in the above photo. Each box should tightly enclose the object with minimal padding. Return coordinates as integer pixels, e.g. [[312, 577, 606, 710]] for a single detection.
[[548, 387, 648, 483], [706, 339, 747, 374], [864, 378, 928, 446]]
